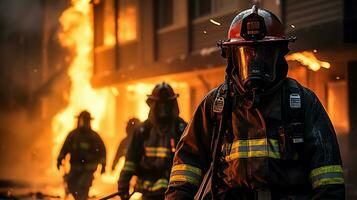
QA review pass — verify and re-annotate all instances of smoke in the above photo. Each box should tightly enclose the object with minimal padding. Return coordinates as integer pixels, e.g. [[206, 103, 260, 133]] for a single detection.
[[0, 0, 70, 196], [0, 0, 44, 34]]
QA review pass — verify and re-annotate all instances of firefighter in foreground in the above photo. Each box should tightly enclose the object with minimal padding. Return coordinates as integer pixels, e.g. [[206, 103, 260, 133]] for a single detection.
[[57, 110, 107, 200], [112, 118, 141, 171], [165, 5, 345, 200], [117, 82, 187, 200]]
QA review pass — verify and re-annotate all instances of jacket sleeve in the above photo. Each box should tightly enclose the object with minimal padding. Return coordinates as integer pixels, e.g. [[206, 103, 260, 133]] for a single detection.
[[98, 135, 107, 168], [303, 88, 345, 199], [117, 128, 143, 192], [57, 132, 73, 163], [165, 91, 216, 200]]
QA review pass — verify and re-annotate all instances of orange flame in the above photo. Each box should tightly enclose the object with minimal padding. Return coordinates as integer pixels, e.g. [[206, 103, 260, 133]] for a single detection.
[[52, 0, 117, 197], [286, 51, 331, 71], [52, 1, 190, 198]]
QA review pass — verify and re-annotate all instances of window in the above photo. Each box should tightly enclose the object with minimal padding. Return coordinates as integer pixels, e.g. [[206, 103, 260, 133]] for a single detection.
[[327, 81, 349, 134], [192, 0, 211, 19], [156, 0, 187, 30], [157, 0, 173, 29], [259, 0, 281, 19], [192, 0, 280, 19], [103, 0, 115, 46], [192, 0, 240, 19], [212, 0, 239, 13], [117, 0, 138, 44]]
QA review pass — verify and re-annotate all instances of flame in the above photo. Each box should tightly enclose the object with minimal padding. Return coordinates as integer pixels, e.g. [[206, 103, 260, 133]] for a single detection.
[[118, 5, 137, 43], [103, 0, 137, 46], [286, 51, 331, 71], [52, 1, 190, 198], [52, 0, 116, 197]]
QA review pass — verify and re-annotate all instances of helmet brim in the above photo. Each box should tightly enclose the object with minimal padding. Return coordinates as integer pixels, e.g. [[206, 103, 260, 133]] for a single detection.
[[146, 94, 179, 101], [222, 36, 296, 46], [75, 116, 94, 120]]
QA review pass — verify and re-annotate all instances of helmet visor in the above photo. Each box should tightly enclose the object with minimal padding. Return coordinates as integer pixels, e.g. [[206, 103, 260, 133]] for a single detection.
[[231, 44, 280, 87]]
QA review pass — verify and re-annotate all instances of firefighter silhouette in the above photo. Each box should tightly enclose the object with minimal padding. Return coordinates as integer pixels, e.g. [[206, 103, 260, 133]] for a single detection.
[[57, 110, 106, 200], [112, 118, 141, 171], [117, 83, 187, 200]]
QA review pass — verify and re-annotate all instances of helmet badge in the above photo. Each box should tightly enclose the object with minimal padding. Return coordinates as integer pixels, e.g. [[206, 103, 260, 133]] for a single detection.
[[240, 5, 267, 41]]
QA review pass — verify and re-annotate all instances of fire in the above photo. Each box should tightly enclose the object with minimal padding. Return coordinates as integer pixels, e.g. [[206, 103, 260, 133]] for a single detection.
[[52, 0, 116, 197], [52, 1, 190, 198], [286, 51, 331, 71]]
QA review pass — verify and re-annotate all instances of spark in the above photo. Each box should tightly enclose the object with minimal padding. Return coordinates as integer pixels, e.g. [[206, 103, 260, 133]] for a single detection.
[[210, 19, 221, 26]]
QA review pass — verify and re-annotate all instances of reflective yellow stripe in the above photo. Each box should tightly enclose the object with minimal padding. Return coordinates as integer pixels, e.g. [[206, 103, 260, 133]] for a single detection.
[[269, 139, 279, 147], [145, 147, 171, 152], [170, 175, 200, 186], [150, 179, 168, 191], [268, 151, 281, 159], [145, 147, 171, 158], [310, 165, 343, 177], [312, 177, 344, 189], [222, 138, 280, 161], [171, 164, 202, 175], [122, 161, 136, 172], [227, 138, 268, 149], [170, 164, 202, 186], [138, 178, 168, 191], [268, 139, 281, 159], [310, 165, 344, 188]]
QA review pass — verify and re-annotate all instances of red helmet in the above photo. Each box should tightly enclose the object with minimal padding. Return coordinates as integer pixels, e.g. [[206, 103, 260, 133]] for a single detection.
[[220, 5, 296, 91], [223, 5, 296, 46]]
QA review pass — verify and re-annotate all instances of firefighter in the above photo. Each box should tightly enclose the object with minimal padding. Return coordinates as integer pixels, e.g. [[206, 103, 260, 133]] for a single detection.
[[117, 82, 187, 200], [112, 118, 141, 171], [57, 110, 106, 200], [165, 5, 345, 200]]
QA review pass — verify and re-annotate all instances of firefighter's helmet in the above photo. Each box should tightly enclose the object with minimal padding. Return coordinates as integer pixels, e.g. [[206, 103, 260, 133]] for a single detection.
[[223, 5, 295, 46], [77, 110, 93, 121], [220, 5, 296, 91], [147, 82, 178, 105]]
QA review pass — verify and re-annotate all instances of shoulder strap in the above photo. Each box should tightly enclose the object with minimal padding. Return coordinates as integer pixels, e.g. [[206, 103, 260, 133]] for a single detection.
[[210, 84, 227, 151]]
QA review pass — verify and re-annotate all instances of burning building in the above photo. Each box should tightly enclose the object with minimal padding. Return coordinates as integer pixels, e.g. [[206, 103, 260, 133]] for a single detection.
[[89, 0, 357, 198]]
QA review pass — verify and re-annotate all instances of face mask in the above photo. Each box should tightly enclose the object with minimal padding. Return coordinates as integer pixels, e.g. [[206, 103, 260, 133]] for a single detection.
[[231, 43, 281, 91], [153, 101, 174, 124]]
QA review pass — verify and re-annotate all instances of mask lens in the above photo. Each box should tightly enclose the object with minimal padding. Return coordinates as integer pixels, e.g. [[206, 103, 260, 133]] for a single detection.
[[232, 44, 279, 87]]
